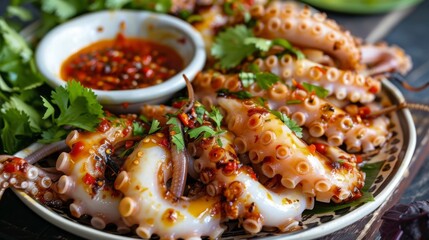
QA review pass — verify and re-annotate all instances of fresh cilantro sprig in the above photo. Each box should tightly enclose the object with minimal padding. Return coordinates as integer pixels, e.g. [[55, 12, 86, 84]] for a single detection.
[[271, 110, 303, 138], [301, 82, 329, 98], [211, 25, 304, 69], [188, 126, 217, 139], [208, 106, 223, 130], [41, 81, 104, 142], [211, 25, 257, 69], [166, 117, 185, 151], [239, 71, 280, 89]]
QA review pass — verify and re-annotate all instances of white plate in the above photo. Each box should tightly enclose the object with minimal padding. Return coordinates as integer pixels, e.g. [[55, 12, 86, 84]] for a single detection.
[[12, 79, 416, 239]]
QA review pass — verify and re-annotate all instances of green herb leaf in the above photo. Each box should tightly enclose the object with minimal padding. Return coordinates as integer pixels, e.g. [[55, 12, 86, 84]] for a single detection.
[[41, 96, 55, 119], [188, 126, 217, 139], [211, 25, 257, 69], [166, 117, 185, 151], [255, 72, 280, 90], [244, 37, 272, 52], [139, 114, 149, 124], [208, 106, 223, 130], [195, 105, 206, 124], [148, 119, 161, 134], [6, 6, 33, 21], [238, 72, 255, 88], [271, 38, 305, 59], [0, 108, 34, 153], [302, 82, 329, 98], [271, 110, 302, 138], [132, 122, 145, 136]]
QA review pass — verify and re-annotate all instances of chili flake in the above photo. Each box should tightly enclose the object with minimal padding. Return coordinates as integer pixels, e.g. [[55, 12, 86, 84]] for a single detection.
[[61, 34, 183, 90]]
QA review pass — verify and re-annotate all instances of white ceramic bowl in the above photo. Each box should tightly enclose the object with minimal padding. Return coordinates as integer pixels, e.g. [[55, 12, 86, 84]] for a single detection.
[[36, 10, 206, 112]]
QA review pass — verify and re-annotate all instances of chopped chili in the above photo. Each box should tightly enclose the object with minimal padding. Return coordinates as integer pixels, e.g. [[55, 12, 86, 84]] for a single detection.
[[61, 33, 183, 90]]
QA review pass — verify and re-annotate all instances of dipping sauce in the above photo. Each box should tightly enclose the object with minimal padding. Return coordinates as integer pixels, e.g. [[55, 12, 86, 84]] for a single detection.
[[61, 34, 184, 90]]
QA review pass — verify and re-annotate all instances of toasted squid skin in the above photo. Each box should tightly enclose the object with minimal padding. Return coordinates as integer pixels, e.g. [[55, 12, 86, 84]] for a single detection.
[[116, 134, 224, 239], [218, 97, 365, 203], [191, 131, 307, 234]]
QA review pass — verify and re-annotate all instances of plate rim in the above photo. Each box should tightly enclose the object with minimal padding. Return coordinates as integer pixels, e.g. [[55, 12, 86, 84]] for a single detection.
[[12, 79, 416, 240]]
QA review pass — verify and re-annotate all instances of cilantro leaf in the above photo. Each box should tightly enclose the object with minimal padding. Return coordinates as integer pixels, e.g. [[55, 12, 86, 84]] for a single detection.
[[271, 110, 303, 138], [2, 96, 42, 132], [41, 96, 55, 119], [211, 25, 256, 69], [244, 37, 272, 52], [41, 0, 80, 21], [40, 81, 104, 142], [166, 117, 185, 151], [208, 106, 223, 130], [238, 72, 255, 88], [255, 72, 279, 90], [195, 105, 206, 124], [132, 122, 145, 136], [0, 108, 35, 153], [271, 39, 305, 59], [302, 82, 329, 98], [188, 126, 217, 139], [239, 71, 279, 90], [148, 119, 161, 134], [50, 81, 104, 131]]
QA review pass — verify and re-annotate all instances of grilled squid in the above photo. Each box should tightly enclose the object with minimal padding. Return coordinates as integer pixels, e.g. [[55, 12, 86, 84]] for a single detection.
[[218, 97, 365, 203], [0, 156, 57, 202], [193, 71, 390, 153], [54, 116, 140, 232], [191, 131, 308, 234], [254, 55, 380, 103], [115, 133, 225, 239]]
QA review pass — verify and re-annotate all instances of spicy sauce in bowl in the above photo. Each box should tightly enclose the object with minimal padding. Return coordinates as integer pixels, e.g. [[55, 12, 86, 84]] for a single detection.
[[36, 10, 206, 112], [61, 33, 183, 90]]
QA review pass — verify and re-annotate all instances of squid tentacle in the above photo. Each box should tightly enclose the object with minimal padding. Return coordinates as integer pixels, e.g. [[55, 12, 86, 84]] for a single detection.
[[254, 55, 380, 103], [0, 156, 58, 203], [191, 131, 307, 234], [251, 1, 361, 70], [54, 116, 140, 232], [217, 97, 365, 203], [115, 133, 225, 239], [193, 72, 390, 153]]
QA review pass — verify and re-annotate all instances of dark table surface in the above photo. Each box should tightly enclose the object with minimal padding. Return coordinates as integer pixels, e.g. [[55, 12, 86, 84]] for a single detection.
[[1, 1, 429, 240]]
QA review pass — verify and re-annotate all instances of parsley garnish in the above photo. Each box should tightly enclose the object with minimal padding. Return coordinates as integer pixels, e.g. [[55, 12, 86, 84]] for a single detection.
[[188, 126, 217, 139], [166, 117, 185, 151], [302, 82, 329, 98], [271, 110, 303, 138], [41, 81, 104, 142], [148, 119, 161, 134], [211, 25, 304, 69], [195, 105, 206, 124], [211, 25, 256, 69], [132, 122, 145, 136], [208, 106, 223, 130], [239, 71, 280, 89]]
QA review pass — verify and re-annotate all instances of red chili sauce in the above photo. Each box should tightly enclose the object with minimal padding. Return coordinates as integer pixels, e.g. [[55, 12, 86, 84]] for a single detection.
[[61, 33, 183, 90]]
